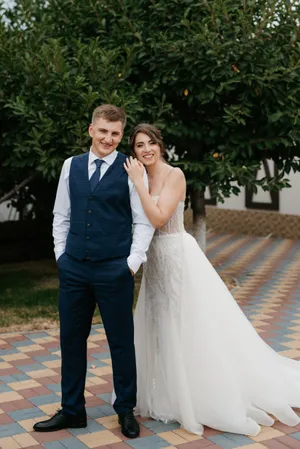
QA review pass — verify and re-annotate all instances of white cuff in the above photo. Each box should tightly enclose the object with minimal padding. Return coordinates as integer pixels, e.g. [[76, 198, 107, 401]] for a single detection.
[[127, 255, 141, 275], [55, 249, 65, 261]]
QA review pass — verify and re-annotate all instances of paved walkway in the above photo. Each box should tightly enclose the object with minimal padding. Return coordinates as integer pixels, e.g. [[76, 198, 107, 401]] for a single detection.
[[1, 233, 300, 449]]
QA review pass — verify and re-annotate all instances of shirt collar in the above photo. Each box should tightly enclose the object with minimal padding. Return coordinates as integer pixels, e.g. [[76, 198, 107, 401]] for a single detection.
[[89, 148, 118, 166]]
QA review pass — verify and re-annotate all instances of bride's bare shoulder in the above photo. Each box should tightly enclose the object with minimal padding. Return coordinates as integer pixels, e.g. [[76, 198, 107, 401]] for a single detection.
[[166, 167, 186, 184]]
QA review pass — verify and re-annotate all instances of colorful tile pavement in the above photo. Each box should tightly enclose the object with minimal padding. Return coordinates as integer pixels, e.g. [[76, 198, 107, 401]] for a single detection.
[[1, 233, 300, 449]]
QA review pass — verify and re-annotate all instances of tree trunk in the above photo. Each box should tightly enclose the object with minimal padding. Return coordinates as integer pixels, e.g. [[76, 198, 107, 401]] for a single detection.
[[191, 189, 206, 253]]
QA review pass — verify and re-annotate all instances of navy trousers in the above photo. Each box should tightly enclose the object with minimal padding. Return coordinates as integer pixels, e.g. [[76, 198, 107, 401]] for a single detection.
[[57, 252, 136, 416]]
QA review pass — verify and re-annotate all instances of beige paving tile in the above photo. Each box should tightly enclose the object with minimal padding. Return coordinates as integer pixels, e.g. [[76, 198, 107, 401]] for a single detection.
[[90, 366, 112, 376], [96, 415, 119, 429], [8, 380, 41, 391], [250, 320, 269, 328], [1, 353, 30, 362], [86, 376, 107, 386], [286, 333, 300, 340], [18, 344, 44, 353], [281, 340, 300, 349], [38, 403, 61, 415], [252, 428, 284, 441], [0, 436, 21, 449], [87, 342, 99, 349], [279, 349, 300, 358], [88, 334, 106, 342], [78, 430, 121, 447], [0, 362, 13, 369], [249, 314, 273, 321], [13, 433, 40, 447], [102, 358, 112, 366], [288, 326, 300, 332], [158, 431, 187, 445], [0, 391, 23, 402], [42, 360, 61, 369], [27, 368, 58, 378], [172, 428, 202, 441], [19, 416, 50, 431]]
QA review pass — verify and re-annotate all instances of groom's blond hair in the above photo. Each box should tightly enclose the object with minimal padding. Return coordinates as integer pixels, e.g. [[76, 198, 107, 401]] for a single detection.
[[92, 104, 126, 129]]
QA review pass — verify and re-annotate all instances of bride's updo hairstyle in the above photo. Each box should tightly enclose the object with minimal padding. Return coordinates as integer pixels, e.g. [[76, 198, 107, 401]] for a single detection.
[[129, 123, 166, 157]]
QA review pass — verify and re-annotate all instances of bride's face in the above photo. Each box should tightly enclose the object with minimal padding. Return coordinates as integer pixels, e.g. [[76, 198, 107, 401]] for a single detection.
[[134, 132, 161, 166]]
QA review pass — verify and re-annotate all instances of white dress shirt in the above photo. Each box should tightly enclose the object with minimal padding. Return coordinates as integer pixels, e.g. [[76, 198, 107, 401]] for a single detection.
[[53, 149, 154, 273]]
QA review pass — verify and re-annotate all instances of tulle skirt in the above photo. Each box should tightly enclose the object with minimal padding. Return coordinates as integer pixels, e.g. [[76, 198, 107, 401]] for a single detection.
[[134, 231, 300, 436]]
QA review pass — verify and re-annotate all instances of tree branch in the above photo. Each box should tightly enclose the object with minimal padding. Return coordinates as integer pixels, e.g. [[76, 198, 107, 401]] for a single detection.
[[0, 175, 35, 204]]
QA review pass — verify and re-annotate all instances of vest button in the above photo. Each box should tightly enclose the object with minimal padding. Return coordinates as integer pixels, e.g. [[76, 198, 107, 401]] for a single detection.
[[88, 210, 92, 214], [89, 196, 93, 200], [87, 223, 91, 227], [86, 236, 90, 240]]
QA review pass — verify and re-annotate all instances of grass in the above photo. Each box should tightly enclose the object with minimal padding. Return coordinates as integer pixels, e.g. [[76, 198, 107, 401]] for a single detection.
[[0, 260, 100, 332]]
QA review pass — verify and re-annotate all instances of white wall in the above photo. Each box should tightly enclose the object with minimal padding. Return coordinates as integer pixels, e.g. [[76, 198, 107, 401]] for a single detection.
[[280, 170, 300, 215], [0, 202, 19, 221], [205, 162, 300, 216]]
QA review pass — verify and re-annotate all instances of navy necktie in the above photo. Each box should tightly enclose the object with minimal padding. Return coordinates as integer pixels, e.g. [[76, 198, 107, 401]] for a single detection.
[[90, 159, 104, 192]]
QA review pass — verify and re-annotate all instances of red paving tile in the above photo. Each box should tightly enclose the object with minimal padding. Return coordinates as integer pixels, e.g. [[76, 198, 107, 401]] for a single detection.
[[264, 439, 294, 449], [85, 397, 106, 407], [29, 429, 72, 442], [32, 386, 53, 395], [273, 421, 298, 434], [36, 377, 58, 385], [0, 367, 22, 376], [0, 413, 15, 424], [276, 435, 300, 449], [19, 388, 39, 398], [202, 427, 221, 437], [1, 402, 24, 412]]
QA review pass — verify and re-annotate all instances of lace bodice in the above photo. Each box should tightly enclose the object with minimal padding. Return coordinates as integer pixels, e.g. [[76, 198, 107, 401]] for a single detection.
[[152, 196, 185, 235]]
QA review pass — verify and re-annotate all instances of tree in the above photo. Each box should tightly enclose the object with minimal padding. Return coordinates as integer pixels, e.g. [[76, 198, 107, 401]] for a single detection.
[[1, 0, 300, 251], [128, 0, 300, 249]]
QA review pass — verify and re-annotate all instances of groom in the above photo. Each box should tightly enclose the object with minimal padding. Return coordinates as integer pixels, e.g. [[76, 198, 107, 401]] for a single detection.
[[33, 104, 154, 438]]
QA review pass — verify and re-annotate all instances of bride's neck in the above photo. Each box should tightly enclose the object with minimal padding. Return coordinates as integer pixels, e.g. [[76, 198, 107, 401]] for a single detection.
[[146, 160, 166, 179]]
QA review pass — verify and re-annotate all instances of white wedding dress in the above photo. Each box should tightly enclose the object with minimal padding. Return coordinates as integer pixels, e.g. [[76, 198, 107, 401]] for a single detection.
[[134, 196, 300, 436]]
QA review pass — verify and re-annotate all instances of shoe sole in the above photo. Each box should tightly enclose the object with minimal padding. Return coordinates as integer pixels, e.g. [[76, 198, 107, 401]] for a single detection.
[[34, 423, 87, 432]]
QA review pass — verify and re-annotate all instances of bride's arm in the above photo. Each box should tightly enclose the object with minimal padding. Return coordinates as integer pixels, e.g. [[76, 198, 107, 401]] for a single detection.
[[124, 158, 186, 228]]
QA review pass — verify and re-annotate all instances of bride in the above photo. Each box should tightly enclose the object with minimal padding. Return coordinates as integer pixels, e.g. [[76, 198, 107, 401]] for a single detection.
[[124, 123, 300, 436]]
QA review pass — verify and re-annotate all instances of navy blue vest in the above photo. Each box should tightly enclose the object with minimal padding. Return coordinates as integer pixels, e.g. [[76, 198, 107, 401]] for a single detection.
[[65, 152, 132, 261]]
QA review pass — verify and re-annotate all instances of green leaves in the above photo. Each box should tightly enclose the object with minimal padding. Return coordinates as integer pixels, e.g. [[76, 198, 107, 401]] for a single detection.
[[1, 0, 300, 216]]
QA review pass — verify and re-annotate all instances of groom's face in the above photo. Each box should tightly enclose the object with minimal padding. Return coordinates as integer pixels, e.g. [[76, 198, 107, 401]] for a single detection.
[[89, 117, 123, 158]]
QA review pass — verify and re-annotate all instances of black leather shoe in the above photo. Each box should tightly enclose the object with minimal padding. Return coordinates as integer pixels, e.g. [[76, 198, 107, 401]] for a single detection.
[[118, 410, 140, 438], [33, 409, 87, 432]]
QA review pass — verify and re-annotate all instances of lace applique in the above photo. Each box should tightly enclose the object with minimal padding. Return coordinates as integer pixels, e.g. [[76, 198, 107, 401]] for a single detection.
[[152, 196, 185, 235], [143, 196, 184, 321]]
